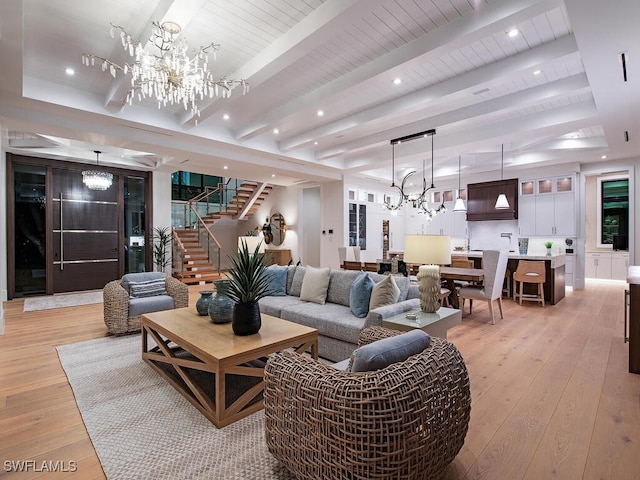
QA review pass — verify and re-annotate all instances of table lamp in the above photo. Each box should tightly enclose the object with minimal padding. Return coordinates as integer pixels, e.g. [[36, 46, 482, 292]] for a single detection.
[[403, 234, 451, 313]]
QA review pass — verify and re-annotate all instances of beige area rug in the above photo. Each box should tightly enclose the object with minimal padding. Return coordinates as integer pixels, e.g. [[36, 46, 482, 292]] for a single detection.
[[23, 291, 103, 312], [56, 335, 294, 480]]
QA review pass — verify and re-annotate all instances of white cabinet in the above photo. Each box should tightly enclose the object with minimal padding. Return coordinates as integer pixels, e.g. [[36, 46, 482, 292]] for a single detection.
[[518, 175, 576, 236], [535, 192, 576, 236], [565, 254, 575, 287], [612, 253, 630, 281], [585, 252, 629, 280], [585, 253, 612, 279]]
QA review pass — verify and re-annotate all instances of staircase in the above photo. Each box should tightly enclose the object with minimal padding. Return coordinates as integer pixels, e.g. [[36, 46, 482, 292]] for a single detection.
[[172, 229, 223, 285], [173, 181, 273, 285]]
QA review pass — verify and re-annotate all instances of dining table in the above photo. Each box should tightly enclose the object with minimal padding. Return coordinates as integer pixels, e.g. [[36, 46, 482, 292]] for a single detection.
[[440, 266, 485, 309]]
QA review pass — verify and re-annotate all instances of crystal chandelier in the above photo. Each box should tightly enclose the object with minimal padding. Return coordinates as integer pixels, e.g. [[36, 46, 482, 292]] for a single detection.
[[82, 151, 113, 191], [82, 21, 248, 118]]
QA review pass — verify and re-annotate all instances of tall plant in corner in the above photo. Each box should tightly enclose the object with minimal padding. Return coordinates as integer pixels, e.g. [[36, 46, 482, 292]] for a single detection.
[[226, 239, 272, 335], [153, 226, 172, 273]]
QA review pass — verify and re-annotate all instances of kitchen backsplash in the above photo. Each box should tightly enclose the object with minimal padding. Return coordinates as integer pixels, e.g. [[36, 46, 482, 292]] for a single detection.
[[450, 220, 572, 255]]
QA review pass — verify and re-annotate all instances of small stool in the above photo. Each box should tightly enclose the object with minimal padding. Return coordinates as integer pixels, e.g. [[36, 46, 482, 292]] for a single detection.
[[440, 288, 451, 307], [513, 261, 545, 307]]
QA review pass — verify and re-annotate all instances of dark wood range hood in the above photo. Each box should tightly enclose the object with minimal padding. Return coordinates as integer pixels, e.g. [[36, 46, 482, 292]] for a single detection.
[[466, 178, 519, 221]]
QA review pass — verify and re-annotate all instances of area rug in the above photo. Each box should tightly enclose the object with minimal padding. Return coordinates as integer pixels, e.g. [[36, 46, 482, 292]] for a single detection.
[[56, 335, 293, 480], [24, 291, 103, 312]]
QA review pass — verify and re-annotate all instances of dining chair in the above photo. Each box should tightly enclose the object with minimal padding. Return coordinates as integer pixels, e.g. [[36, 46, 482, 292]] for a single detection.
[[458, 250, 509, 324]]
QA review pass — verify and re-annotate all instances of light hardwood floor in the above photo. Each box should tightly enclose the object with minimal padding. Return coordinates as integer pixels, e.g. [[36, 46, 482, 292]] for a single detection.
[[1, 282, 639, 479]]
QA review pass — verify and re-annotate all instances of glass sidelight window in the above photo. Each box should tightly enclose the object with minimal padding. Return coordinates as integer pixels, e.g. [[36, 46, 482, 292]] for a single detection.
[[13, 165, 47, 296], [125, 176, 147, 273]]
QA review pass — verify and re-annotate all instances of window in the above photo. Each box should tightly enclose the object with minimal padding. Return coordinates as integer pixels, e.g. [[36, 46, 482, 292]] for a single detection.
[[597, 176, 629, 248], [348, 203, 366, 250], [171, 171, 223, 201]]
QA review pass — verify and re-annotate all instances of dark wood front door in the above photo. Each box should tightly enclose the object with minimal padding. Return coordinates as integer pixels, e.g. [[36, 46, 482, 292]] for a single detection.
[[51, 168, 120, 293]]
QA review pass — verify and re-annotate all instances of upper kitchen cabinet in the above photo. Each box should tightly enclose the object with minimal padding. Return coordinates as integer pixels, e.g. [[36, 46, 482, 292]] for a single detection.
[[518, 175, 576, 237]]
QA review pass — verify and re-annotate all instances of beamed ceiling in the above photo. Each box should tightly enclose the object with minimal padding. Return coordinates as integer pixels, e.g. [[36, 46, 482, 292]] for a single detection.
[[0, 0, 638, 188]]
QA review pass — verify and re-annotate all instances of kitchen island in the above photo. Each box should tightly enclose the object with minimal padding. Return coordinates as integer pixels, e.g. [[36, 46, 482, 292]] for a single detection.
[[453, 251, 566, 305]]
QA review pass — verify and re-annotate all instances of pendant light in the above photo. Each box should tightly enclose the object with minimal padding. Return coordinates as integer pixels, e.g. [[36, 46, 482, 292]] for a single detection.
[[82, 150, 113, 191], [453, 155, 466, 212], [495, 144, 510, 209]]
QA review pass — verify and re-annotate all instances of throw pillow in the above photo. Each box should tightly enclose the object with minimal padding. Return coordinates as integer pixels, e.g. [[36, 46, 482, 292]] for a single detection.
[[350, 330, 431, 372], [369, 275, 400, 310], [264, 265, 287, 296], [289, 266, 306, 297], [299, 266, 331, 304], [129, 278, 167, 298], [349, 272, 374, 318]]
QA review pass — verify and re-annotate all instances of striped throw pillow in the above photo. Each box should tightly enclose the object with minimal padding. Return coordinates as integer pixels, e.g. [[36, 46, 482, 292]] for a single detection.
[[129, 279, 167, 298]]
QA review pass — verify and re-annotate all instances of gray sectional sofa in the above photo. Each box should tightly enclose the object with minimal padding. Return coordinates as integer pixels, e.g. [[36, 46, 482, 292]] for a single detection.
[[258, 266, 420, 362]]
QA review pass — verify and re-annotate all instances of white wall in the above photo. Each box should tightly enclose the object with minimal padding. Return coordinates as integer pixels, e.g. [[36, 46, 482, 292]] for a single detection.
[[152, 171, 172, 272], [302, 187, 321, 266], [320, 181, 344, 268]]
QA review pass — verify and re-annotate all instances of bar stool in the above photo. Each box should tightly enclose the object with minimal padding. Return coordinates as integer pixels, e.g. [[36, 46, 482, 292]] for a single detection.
[[513, 261, 546, 307]]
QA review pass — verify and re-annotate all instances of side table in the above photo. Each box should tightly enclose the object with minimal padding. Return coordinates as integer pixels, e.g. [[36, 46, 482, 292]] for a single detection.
[[382, 307, 462, 339]]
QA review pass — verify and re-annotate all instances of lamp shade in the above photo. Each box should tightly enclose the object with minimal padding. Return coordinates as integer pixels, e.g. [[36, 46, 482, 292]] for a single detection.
[[453, 197, 466, 212], [403, 235, 451, 265], [495, 193, 510, 209], [238, 236, 265, 254]]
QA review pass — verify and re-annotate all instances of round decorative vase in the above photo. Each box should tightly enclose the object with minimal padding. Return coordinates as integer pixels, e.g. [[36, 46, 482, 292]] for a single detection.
[[208, 280, 234, 324], [232, 301, 262, 336], [196, 290, 214, 316], [416, 265, 441, 313]]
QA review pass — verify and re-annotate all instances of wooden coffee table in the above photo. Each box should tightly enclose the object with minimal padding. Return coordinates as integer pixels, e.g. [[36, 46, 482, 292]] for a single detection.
[[141, 307, 318, 428]]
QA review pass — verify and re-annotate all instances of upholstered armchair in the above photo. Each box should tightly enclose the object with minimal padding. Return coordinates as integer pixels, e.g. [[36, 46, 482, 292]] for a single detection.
[[103, 272, 189, 335], [264, 327, 471, 480]]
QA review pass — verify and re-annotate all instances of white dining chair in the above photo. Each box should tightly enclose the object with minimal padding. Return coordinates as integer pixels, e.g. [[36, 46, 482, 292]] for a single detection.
[[458, 250, 509, 324]]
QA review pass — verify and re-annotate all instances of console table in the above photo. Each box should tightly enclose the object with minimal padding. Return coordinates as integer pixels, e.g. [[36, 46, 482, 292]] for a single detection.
[[264, 249, 291, 266]]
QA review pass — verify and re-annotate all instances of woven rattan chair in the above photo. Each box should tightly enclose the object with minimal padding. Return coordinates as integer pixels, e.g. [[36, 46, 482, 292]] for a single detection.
[[103, 273, 188, 335], [264, 327, 471, 480]]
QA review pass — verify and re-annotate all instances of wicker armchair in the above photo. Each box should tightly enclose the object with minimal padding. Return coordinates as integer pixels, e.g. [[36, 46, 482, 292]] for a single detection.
[[264, 327, 471, 480], [103, 273, 189, 335]]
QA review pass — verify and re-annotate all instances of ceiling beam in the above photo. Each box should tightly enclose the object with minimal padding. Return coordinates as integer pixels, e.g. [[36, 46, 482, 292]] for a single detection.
[[234, 0, 564, 142]]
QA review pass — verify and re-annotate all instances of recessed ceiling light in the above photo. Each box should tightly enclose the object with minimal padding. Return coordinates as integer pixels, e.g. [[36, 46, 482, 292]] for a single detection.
[[317, 110, 324, 117], [314, 141, 318, 145], [273, 128, 279, 134], [601, 155, 607, 159], [222, 113, 229, 120], [223, 165, 228, 169], [271, 174, 276, 177], [533, 70, 542, 75], [393, 78, 402, 85], [65, 67, 75, 75], [507, 29, 519, 38]]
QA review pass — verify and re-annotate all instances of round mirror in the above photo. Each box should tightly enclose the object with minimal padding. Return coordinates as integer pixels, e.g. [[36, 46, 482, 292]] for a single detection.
[[270, 213, 286, 246]]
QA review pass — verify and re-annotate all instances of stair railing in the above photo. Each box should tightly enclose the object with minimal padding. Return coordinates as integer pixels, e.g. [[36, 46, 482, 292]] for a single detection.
[[172, 227, 186, 279], [189, 207, 223, 275]]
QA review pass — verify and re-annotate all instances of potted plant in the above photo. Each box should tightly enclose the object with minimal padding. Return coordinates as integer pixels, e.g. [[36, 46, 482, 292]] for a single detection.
[[544, 241, 553, 255], [152, 226, 172, 273], [225, 238, 273, 335]]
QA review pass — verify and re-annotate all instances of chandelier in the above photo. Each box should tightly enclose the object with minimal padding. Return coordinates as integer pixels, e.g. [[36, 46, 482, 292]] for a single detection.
[[82, 21, 248, 118], [82, 151, 113, 191], [383, 129, 444, 219]]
